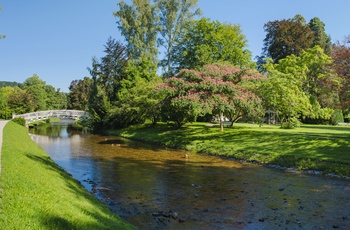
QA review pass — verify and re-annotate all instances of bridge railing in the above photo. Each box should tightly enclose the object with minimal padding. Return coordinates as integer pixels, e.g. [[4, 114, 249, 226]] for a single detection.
[[12, 110, 88, 124]]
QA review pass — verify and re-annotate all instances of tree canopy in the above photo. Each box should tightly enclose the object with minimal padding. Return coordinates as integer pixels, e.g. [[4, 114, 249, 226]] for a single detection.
[[172, 18, 255, 72], [158, 62, 264, 131], [260, 14, 315, 65], [155, 0, 201, 77]]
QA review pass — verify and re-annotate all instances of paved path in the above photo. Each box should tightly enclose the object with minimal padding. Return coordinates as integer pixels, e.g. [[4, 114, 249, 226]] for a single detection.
[[0, 120, 9, 174]]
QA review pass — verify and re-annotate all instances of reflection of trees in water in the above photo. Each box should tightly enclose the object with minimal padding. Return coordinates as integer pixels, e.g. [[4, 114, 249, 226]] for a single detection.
[[29, 122, 81, 138]]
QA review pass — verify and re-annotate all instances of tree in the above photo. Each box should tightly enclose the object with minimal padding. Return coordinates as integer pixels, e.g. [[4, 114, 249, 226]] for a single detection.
[[158, 63, 264, 131], [22, 75, 48, 111], [88, 37, 160, 130], [260, 14, 314, 64], [308, 17, 332, 55], [0, 86, 34, 118], [154, 0, 201, 77], [88, 39, 128, 130], [114, 0, 158, 68], [88, 37, 128, 103], [259, 46, 341, 125], [44, 85, 67, 110], [257, 68, 312, 127], [332, 36, 350, 116], [172, 18, 255, 72], [7, 87, 35, 114], [68, 77, 92, 110], [276, 46, 341, 112]]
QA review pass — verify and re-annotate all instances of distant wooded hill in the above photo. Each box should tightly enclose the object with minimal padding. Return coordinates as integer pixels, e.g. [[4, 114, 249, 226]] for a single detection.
[[0, 81, 21, 88]]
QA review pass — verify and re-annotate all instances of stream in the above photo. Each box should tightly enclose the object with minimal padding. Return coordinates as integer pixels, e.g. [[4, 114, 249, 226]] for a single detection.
[[29, 121, 350, 229]]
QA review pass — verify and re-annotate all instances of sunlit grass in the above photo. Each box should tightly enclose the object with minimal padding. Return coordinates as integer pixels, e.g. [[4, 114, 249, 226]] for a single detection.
[[0, 122, 133, 229], [111, 122, 350, 176]]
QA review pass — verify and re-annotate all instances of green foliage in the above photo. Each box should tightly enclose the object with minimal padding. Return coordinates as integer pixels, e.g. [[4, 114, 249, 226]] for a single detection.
[[281, 117, 301, 129], [257, 67, 312, 124], [260, 46, 341, 125], [155, 0, 201, 77], [114, 0, 158, 67], [308, 17, 332, 55], [0, 81, 21, 88], [22, 74, 48, 111], [68, 77, 92, 110], [88, 38, 161, 131], [173, 18, 255, 72], [330, 109, 344, 125], [11, 117, 26, 126]]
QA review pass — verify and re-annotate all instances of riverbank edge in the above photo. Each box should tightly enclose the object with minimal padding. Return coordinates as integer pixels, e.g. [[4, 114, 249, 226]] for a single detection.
[[0, 121, 134, 229], [105, 123, 350, 180]]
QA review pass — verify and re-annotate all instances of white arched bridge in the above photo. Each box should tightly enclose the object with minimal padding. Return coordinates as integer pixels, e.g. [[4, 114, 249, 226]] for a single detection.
[[12, 110, 88, 124]]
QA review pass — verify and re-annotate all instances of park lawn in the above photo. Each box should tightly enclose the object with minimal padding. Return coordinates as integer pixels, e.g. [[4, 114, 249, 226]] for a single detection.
[[109, 122, 350, 176], [0, 121, 134, 230]]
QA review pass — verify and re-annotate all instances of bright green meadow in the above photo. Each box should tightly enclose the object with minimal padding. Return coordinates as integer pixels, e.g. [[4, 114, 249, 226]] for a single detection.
[[110, 122, 350, 176], [0, 121, 133, 230]]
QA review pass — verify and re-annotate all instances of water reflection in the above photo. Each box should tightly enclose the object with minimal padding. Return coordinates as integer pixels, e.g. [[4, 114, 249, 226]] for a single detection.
[[29, 123, 350, 229]]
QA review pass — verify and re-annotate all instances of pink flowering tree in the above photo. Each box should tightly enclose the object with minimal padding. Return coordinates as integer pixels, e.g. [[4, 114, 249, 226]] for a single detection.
[[158, 62, 265, 131]]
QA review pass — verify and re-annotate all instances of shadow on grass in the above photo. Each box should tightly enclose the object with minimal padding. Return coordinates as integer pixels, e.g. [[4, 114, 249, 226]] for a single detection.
[[300, 125, 350, 132]]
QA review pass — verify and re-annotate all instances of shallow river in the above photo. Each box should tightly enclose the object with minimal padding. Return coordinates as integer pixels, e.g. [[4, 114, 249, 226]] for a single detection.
[[29, 122, 350, 229]]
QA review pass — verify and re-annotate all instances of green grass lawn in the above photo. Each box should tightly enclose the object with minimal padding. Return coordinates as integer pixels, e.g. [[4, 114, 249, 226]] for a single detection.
[[0, 122, 134, 230], [109, 122, 350, 176]]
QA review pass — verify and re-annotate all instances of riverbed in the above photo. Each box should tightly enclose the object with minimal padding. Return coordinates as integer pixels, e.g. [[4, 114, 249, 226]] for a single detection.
[[29, 122, 350, 229]]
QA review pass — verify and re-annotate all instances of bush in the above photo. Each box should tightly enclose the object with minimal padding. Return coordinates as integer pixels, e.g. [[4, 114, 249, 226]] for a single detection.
[[281, 117, 301, 129], [12, 117, 26, 126], [330, 110, 344, 125]]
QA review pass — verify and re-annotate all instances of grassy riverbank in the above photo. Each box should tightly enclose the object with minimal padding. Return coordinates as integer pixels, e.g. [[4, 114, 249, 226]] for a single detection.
[[0, 122, 133, 229], [109, 122, 350, 176]]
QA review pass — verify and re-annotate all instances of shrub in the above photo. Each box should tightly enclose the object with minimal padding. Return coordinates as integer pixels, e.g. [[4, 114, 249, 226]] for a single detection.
[[281, 117, 301, 129], [330, 110, 344, 125], [12, 117, 26, 126]]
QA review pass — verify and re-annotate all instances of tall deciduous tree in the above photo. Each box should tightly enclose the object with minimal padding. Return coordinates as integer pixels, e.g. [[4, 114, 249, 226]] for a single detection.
[[22, 75, 48, 111], [260, 46, 341, 125], [154, 0, 201, 77], [276, 46, 341, 111], [260, 15, 314, 65], [114, 0, 158, 68], [172, 18, 255, 72], [332, 36, 350, 115], [257, 67, 312, 126]]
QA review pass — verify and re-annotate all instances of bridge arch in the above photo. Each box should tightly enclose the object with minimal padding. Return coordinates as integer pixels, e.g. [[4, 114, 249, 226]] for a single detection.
[[12, 110, 88, 124]]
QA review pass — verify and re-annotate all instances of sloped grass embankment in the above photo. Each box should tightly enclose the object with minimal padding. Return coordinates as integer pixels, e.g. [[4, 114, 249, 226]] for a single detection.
[[0, 121, 133, 229], [110, 122, 350, 177]]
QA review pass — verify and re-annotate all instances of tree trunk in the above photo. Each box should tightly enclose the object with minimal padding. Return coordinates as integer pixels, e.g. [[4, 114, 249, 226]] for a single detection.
[[220, 111, 224, 132]]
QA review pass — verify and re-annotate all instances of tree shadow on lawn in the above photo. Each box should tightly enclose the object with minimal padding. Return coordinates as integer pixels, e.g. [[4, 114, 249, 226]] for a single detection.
[[217, 131, 350, 174], [25, 154, 132, 230], [300, 125, 350, 133]]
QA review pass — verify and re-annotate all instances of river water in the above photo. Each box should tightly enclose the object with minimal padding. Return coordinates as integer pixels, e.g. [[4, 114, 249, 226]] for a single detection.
[[29, 122, 350, 229]]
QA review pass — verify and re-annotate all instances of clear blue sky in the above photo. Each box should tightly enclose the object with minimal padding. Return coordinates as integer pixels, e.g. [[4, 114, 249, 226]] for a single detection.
[[1, 0, 349, 92]]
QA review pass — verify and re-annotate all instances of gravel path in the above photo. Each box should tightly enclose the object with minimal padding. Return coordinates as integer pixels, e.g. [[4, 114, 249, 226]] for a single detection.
[[0, 120, 9, 174]]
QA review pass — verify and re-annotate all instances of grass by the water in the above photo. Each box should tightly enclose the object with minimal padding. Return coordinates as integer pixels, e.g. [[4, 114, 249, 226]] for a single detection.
[[110, 122, 350, 176], [0, 121, 133, 230]]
